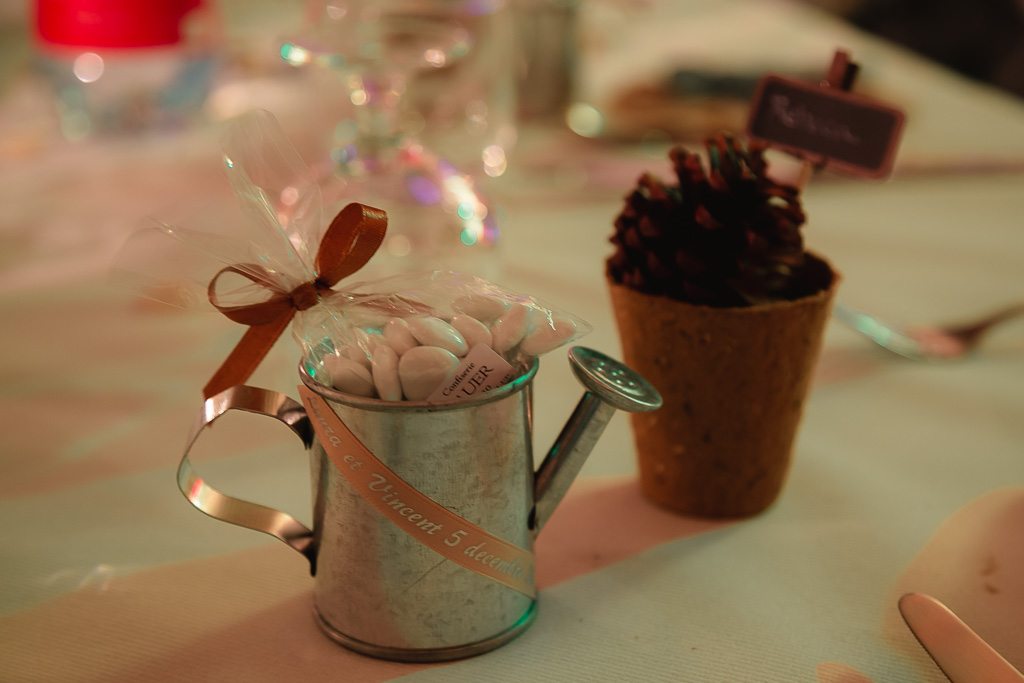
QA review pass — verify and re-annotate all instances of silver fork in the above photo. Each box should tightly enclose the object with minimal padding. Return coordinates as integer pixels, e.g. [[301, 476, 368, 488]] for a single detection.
[[833, 300, 1024, 360]]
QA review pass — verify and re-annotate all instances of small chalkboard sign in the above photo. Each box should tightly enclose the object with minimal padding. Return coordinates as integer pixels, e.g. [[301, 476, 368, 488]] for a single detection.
[[746, 74, 905, 178]]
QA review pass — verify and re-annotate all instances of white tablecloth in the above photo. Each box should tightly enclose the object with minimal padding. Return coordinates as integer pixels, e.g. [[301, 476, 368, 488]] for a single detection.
[[2, 1, 1022, 681]]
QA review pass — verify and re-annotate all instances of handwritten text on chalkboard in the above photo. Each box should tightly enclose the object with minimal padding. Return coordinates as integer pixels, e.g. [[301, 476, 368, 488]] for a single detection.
[[747, 75, 905, 178]]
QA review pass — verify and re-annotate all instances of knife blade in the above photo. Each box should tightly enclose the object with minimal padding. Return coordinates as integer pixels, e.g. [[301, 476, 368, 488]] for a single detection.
[[898, 592, 1024, 683]]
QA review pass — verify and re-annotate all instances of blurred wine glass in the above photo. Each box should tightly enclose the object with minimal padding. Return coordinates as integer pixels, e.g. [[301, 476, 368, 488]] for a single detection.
[[281, 0, 504, 279]]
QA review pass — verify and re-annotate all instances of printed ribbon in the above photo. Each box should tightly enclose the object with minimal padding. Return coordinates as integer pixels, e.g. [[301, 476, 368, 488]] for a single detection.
[[298, 384, 538, 599], [203, 203, 387, 399]]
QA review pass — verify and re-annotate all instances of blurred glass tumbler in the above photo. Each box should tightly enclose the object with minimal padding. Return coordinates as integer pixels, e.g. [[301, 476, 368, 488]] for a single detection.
[[280, 0, 506, 279], [403, 0, 518, 176], [511, 0, 578, 121], [609, 255, 838, 518], [32, 0, 219, 139]]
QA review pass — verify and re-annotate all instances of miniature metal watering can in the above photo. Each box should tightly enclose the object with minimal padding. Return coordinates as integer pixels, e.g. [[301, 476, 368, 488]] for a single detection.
[[177, 347, 660, 662]]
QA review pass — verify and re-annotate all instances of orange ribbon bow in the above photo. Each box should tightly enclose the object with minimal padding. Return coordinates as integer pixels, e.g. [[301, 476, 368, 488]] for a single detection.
[[203, 202, 387, 399]]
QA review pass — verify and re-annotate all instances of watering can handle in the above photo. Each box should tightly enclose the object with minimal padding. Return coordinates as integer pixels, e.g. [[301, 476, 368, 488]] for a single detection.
[[176, 385, 318, 572]]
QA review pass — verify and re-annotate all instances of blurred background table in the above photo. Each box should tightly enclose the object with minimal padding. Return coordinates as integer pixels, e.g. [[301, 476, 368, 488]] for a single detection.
[[1, 1, 1022, 681]]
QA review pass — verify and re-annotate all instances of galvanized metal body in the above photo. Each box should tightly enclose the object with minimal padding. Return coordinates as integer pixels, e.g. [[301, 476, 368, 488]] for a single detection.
[[177, 347, 662, 662], [301, 360, 538, 660]]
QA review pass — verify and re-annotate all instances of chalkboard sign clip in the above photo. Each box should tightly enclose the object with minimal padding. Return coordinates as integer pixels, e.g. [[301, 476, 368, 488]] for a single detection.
[[746, 49, 905, 180], [823, 50, 859, 92]]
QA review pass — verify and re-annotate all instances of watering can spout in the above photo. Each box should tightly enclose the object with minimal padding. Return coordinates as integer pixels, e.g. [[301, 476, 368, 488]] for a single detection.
[[532, 347, 662, 534]]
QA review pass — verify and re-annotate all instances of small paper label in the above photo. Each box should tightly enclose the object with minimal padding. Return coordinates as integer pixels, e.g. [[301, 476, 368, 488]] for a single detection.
[[428, 345, 515, 403]]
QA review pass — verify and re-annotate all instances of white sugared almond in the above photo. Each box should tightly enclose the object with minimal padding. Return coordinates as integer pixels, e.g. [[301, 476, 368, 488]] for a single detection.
[[449, 315, 492, 351], [363, 331, 389, 352], [370, 345, 402, 401], [520, 316, 576, 355], [324, 355, 376, 397], [490, 304, 532, 353], [452, 294, 510, 322], [398, 346, 460, 401], [383, 317, 418, 355], [408, 316, 468, 357], [336, 344, 371, 369]]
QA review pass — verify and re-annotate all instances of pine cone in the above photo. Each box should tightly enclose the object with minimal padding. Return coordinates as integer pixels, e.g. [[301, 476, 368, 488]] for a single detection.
[[607, 134, 816, 307]]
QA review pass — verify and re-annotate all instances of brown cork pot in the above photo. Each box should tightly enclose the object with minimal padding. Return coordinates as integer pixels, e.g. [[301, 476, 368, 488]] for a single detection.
[[608, 253, 839, 518]]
